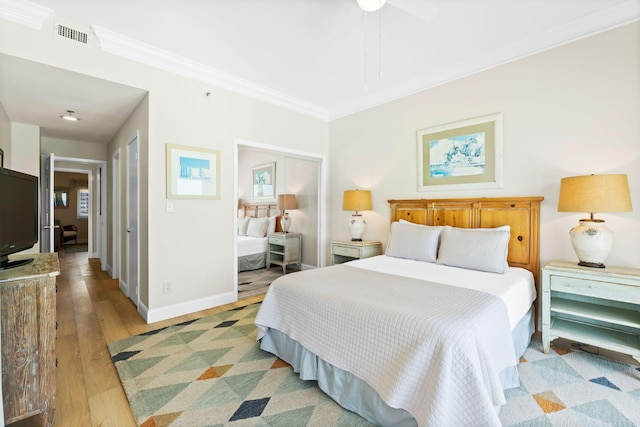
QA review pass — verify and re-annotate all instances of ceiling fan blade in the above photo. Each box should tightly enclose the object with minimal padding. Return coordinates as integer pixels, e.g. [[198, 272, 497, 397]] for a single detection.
[[387, 0, 441, 21], [332, 2, 362, 40]]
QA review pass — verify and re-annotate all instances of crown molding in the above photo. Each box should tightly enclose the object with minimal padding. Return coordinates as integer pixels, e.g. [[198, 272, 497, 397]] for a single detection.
[[0, 0, 51, 30], [2, 0, 638, 122], [92, 25, 330, 121]]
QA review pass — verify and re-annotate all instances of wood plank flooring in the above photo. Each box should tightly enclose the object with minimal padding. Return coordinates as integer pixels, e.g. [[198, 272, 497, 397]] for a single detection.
[[12, 250, 263, 427]]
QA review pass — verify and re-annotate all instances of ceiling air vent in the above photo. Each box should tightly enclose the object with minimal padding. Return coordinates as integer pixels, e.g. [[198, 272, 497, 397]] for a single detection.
[[56, 23, 88, 44]]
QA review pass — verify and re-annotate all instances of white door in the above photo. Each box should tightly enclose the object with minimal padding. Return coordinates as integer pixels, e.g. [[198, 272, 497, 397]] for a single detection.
[[112, 150, 121, 280], [40, 153, 55, 252], [126, 134, 140, 306]]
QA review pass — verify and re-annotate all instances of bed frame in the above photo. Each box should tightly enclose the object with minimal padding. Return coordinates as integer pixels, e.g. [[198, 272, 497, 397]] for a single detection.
[[388, 197, 544, 284]]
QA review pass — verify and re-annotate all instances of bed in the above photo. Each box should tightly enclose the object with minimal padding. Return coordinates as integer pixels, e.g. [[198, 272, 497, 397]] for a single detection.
[[238, 202, 281, 272], [255, 197, 543, 426]]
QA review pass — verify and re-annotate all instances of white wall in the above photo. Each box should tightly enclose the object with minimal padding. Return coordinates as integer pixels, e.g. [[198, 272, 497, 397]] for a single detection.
[[0, 103, 10, 165], [9, 122, 41, 253], [41, 136, 107, 161], [329, 22, 640, 269]]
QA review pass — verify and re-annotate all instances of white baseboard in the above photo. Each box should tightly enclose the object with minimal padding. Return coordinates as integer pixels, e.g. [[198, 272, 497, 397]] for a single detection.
[[105, 263, 113, 278], [119, 279, 128, 295], [145, 292, 237, 324]]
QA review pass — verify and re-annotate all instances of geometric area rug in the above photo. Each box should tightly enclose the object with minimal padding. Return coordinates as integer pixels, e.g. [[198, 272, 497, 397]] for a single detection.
[[499, 340, 640, 426], [108, 303, 374, 426], [109, 302, 640, 426]]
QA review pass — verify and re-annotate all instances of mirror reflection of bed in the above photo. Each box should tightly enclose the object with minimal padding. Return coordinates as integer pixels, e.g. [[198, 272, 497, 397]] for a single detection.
[[237, 202, 284, 299]]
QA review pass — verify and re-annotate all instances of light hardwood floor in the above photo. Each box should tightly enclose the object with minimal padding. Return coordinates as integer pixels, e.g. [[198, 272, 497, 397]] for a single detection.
[[13, 250, 263, 427]]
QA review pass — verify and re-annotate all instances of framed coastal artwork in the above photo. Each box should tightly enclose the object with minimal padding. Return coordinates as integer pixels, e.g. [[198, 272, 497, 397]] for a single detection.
[[166, 144, 220, 199], [252, 162, 275, 199], [417, 113, 503, 191]]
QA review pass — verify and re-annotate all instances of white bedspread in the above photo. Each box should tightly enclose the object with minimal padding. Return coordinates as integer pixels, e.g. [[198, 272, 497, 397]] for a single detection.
[[237, 235, 267, 257], [348, 255, 536, 329], [255, 261, 524, 427]]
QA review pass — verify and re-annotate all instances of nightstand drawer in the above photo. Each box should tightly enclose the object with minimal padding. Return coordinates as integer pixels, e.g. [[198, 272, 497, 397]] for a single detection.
[[332, 245, 360, 258], [550, 275, 640, 303], [269, 235, 285, 246]]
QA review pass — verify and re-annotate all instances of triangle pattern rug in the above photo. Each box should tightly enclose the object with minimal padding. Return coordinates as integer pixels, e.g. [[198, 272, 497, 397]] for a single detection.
[[109, 303, 640, 426]]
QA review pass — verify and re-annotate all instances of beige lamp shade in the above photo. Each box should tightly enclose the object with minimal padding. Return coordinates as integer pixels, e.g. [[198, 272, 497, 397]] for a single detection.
[[342, 189, 372, 213], [558, 174, 632, 217], [277, 194, 297, 211]]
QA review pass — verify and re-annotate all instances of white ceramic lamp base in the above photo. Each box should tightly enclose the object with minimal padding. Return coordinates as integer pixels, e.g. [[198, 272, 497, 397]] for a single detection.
[[569, 219, 613, 268], [281, 213, 291, 233], [348, 215, 366, 241]]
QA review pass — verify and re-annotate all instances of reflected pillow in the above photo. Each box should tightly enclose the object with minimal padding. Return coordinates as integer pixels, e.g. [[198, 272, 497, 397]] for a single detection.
[[436, 226, 510, 274], [268, 215, 277, 234], [247, 217, 269, 238], [238, 217, 250, 236], [385, 221, 442, 263]]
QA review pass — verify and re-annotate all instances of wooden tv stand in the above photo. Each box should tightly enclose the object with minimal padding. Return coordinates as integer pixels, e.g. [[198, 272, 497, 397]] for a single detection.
[[0, 253, 59, 426]]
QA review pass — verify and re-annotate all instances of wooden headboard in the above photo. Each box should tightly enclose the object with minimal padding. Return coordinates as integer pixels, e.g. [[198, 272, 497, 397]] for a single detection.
[[241, 202, 283, 232], [388, 197, 543, 284]]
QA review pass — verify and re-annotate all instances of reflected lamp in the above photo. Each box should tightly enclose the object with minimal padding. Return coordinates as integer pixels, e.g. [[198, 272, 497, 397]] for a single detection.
[[277, 194, 297, 233]]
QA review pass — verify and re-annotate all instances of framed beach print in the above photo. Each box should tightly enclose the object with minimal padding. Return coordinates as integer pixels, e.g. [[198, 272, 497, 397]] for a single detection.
[[252, 162, 275, 199], [417, 113, 503, 192], [166, 144, 220, 199]]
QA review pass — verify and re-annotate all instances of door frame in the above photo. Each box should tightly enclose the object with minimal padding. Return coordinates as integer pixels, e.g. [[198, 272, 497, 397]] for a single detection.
[[40, 153, 55, 252], [53, 156, 108, 264]]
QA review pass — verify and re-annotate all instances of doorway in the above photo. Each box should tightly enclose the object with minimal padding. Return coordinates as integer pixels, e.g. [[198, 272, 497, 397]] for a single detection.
[[234, 139, 327, 298], [40, 155, 107, 265]]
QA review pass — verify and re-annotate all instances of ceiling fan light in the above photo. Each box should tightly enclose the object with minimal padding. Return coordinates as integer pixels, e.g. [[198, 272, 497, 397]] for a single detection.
[[60, 110, 80, 121], [356, 0, 387, 12]]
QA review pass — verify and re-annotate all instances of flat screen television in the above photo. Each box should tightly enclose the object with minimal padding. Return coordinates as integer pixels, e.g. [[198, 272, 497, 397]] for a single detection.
[[0, 167, 39, 271]]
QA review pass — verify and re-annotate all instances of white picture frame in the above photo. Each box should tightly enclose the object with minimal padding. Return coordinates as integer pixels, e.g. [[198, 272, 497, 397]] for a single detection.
[[166, 144, 220, 199]]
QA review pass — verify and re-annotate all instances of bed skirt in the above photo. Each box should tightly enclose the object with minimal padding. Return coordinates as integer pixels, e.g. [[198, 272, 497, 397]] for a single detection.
[[259, 305, 535, 426], [238, 253, 266, 272]]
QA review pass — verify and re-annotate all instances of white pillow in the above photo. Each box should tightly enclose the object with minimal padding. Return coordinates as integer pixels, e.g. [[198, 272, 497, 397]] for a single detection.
[[436, 226, 511, 274], [267, 215, 277, 234], [238, 217, 250, 236], [246, 217, 269, 238], [385, 221, 442, 263]]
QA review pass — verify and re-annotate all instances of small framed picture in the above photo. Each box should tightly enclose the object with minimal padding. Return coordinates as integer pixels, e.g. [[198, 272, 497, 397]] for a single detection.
[[166, 144, 220, 199], [252, 162, 276, 199]]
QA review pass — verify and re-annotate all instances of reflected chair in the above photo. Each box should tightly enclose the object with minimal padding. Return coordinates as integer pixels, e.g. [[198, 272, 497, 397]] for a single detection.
[[61, 224, 78, 245]]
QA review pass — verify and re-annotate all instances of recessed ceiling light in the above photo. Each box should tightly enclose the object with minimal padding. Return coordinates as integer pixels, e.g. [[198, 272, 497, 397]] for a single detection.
[[60, 110, 80, 121]]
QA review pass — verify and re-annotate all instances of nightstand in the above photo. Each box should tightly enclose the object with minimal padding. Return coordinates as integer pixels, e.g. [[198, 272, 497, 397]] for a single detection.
[[541, 260, 640, 363], [267, 232, 302, 274], [330, 240, 383, 264]]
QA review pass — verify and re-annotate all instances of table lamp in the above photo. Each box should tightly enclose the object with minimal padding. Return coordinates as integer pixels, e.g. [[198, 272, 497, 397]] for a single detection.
[[342, 189, 372, 241], [558, 174, 632, 268], [277, 194, 297, 233]]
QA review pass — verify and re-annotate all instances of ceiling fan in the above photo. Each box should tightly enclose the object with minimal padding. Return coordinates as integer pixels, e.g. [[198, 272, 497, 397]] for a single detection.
[[334, 0, 441, 39]]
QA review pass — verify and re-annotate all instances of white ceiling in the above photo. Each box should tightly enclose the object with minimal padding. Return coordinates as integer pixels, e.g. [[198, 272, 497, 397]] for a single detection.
[[0, 0, 638, 144]]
